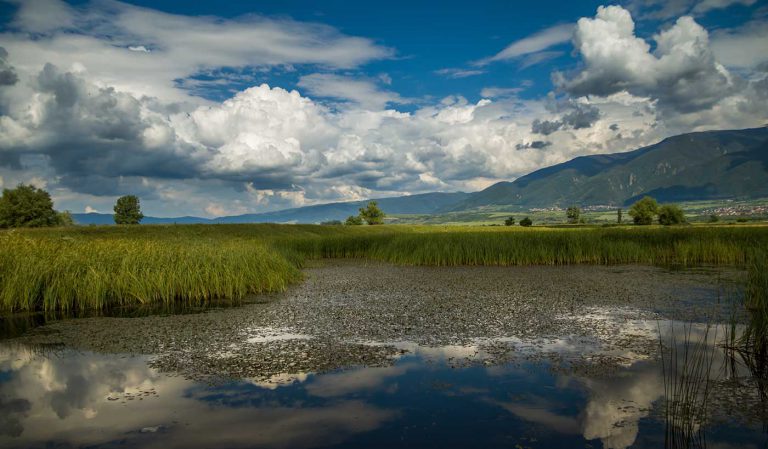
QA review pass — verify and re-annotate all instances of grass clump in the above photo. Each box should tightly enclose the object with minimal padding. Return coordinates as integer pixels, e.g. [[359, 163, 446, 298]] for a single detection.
[[0, 231, 300, 312]]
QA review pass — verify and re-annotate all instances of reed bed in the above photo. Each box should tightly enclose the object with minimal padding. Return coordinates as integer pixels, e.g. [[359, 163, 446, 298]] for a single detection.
[[0, 231, 300, 312], [1, 224, 767, 312]]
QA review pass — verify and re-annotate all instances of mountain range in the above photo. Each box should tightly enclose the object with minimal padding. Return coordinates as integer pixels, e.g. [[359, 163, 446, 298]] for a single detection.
[[73, 127, 768, 225]]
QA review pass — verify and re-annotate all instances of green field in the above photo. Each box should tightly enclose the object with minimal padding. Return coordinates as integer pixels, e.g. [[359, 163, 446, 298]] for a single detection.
[[2, 223, 768, 312], [388, 197, 768, 225]]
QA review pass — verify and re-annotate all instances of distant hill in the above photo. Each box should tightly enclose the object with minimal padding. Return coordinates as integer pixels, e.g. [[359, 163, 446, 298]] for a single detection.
[[445, 127, 768, 211], [73, 128, 768, 225], [72, 192, 469, 225]]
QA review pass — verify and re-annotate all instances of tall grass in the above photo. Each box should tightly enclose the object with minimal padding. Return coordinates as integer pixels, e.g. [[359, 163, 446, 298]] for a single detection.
[[1, 224, 767, 312], [0, 231, 300, 312], [660, 324, 718, 449], [741, 249, 768, 357]]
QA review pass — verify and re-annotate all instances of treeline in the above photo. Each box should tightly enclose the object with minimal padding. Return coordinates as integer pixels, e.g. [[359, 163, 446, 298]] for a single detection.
[[0, 184, 144, 228]]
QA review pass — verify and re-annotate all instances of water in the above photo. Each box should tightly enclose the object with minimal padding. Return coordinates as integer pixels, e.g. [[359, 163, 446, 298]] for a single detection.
[[0, 326, 765, 449], [0, 264, 763, 448]]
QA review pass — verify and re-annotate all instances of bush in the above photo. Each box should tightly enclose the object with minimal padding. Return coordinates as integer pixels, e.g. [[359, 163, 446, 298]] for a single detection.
[[504, 216, 515, 226], [519, 217, 533, 227], [345, 215, 363, 225], [0, 184, 60, 228], [359, 201, 385, 225], [114, 195, 144, 225], [628, 196, 659, 225], [658, 204, 686, 225], [56, 211, 75, 227], [566, 206, 581, 224]]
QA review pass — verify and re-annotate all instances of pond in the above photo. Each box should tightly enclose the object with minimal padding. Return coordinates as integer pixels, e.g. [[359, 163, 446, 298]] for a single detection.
[[0, 261, 764, 448]]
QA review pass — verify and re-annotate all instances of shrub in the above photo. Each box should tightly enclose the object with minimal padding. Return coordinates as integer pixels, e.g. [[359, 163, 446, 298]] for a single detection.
[[504, 216, 515, 226], [359, 201, 385, 225], [56, 211, 75, 227], [566, 206, 581, 224], [629, 196, 659, 225], [519, 217, 533, 227], [345, 215, 363, 225], [658, 204, 686, 225]]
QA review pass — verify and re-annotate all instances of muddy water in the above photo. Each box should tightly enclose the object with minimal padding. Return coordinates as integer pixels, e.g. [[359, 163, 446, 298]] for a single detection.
[[0, 261, 764, 448]]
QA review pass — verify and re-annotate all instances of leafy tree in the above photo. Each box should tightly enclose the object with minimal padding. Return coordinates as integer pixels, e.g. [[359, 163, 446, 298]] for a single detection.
[[504, 216, 515, 226], [657, 204, 686, 225], [345, 215, 363, 225], [708, 214, 719, 223], [617, 208, 623, 224], [359, 201, 385, 225], [566, 206, 581, 224], [628, 196, 658, 225], [113, 195, 144, 224], [0, 184, 60, 228], [519, 217, 533, 227]]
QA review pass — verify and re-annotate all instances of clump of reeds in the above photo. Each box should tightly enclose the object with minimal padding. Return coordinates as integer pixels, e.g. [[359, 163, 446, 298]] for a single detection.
[[660, 324, 718, 449], [0, 231, 300, 312], [741, 248, 768, 359]]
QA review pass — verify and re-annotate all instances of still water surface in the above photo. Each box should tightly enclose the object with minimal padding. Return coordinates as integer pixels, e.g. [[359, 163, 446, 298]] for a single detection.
[[0, 264, 764, 448]]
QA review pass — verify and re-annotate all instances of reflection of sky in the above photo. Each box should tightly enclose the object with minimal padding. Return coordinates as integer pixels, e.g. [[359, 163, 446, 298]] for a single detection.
[[0, 319, 763, 449]]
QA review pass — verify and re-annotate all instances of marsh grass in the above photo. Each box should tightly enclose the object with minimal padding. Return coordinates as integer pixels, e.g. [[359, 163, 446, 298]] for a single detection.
[[660, 324, 718, 449], [721, 248, 768, 410], [1, 224, 767, 311], [742, 249, 768, 359]]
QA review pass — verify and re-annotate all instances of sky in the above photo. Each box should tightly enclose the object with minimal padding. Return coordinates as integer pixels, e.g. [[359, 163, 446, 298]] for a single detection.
[[0, 0, 766, 217]]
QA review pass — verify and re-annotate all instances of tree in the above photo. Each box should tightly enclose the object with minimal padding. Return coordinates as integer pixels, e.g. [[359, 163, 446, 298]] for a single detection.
[[617, 208, 623, 224], [504, 216, 515, 226], [0, 184, 60, 228], [113, 195, 144, 224], [345, 215, 363, 225], [519, 217, 533, 227], [628, 196, 658, 225], [566, 206, 581, 224], [708, 214, 719, 223], [359, 201, 385, 225], [657, 204, 686, 225]]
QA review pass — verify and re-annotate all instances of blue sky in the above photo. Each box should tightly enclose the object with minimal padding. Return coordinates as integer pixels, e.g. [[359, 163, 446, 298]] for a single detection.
[[132, 0, 607, 104], [0, 0, 766, 217]]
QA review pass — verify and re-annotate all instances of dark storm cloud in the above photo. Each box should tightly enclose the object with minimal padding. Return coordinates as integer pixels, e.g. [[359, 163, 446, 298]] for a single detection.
[[531, 98, 601, 135], [0, 47, 18, 87], [516, 140, 552, 150], [531, 119, 563, 135], [15, 64, 206, 191]]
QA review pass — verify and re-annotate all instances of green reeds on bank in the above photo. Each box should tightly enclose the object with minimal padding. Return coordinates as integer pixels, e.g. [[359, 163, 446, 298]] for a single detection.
[[1, 224, 767, 312], [0, 231, 300, 312], [740, 248, 768, 360]]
